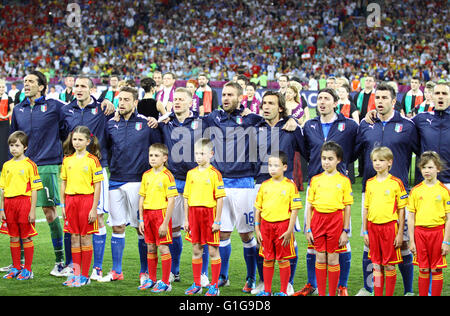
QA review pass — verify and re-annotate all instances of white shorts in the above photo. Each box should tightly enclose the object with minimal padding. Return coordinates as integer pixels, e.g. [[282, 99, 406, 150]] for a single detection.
[[221, 187, 257, 234], [360, 192, 409, 241], [172, 193, 185, 229], [107, 182, 141, 228], [97, 168, 110, 215]]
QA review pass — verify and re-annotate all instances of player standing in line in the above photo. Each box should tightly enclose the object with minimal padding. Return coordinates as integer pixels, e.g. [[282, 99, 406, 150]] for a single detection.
[[295, 88, 358, 296], [9, 71, 66, 275], [60, 126, 103, 287], [305, 141, 353, 296], [254, 152, 302, 296], [0, 131, 42, 280], [158, 87, 210, 285], [408, 151, 450, 296], [355, 82, 419, 296], [412, 82, 450, 186], [203, 81, 297, 292], [253, 91, 305, 295], [59, 76, 115, 280], [100, 86, 161, 284], [137, 143, 177, 293], [363, 147, 407, 296], [183, 138, 225, 296]]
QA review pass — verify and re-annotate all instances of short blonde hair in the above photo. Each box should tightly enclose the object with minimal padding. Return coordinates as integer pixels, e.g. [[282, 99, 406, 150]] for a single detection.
[[194, 138, 214, 151], [150, 143, 169, 157], [370, 146, 394, 162]]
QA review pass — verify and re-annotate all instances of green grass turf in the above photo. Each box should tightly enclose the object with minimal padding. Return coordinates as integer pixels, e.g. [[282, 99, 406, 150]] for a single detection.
[[1, 177, 449, 296]]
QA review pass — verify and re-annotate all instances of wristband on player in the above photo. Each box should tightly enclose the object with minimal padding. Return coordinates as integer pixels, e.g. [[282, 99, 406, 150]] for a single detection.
[[342, 228, 350, 234], [139, 219, 144, 223], [254, 222, 260, 226], [363, 231, 368, 235], [0, 209, 4, 211], [306, 229, 311, 233], [214, 221, 221, 225], [60, 204, 65, 208], [443, 241, 450, 246]]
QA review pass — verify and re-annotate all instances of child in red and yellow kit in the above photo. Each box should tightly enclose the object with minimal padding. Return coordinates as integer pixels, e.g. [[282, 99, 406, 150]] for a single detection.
[[60, 126, 103, 287], [363, 147, 407, 296], [305, 141, 353, 296], [254, 151, 302, 296], [0, 131, 43, 280], [138, 143, 178, 293], [183, 138, 225, 297], [408, 151, 450, 296]]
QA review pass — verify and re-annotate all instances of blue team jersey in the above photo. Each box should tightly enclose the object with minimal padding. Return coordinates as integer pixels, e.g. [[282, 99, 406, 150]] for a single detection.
[[254, 118, 306, 184], [10, 96, 65, 166], [159, 111, 205, 181], [61, 96, 112, 167], [413, 108, 450, 183], [303, 113, 359, 182], [355, 111, 419, 192], [105, 112, 162, 182], [203, 106, 264, 179]]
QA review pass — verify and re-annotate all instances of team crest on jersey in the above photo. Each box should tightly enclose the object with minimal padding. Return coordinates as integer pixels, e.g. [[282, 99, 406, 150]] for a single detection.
[[191, 120, 199, 130], [135, 122, 143, 131], [338, 122, 345, 132], [91, 108, 98, 115], [236, 116, 243, 125], [41, 105, 47, 112], [394, 123, 403, 133], [384, 190, 390, 196]]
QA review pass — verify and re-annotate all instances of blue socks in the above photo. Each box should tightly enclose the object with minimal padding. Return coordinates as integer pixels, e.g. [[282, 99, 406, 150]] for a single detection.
[[306, 250, 317, 288], [168, 232, 183, 275], [289, 244, 299, 284], [362, 250, 373, 293], [256, 244, 264, 281], [398, 251, 414, 294], [202, 245, 209, 275], [64, 233, 72, 266], [138, 235, 148, 274], [219, 238, 232, 279], [243, 237, 257, 281], [111, 233, 125, 274], [93, 226, 107, 270], [338, 251, 352, 287]]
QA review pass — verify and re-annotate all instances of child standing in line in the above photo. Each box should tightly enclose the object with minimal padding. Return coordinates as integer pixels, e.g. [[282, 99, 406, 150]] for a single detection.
[[254, 151, 302, 296], [60, 126, 103, 287], [183, 138, 226, 297], [305, 141, 353, 296], [363, 147, 407, 296], [0, 131, 43, 280], [408, 151, 450, 296], [138, 143, 178, 293]]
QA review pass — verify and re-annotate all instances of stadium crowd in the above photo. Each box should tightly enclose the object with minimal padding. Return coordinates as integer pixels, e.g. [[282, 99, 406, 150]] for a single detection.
[[0, 0, 449, 86]]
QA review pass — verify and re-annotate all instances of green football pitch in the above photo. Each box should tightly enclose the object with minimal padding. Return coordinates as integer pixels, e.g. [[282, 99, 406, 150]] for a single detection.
[[1, 177, 449, 296]]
